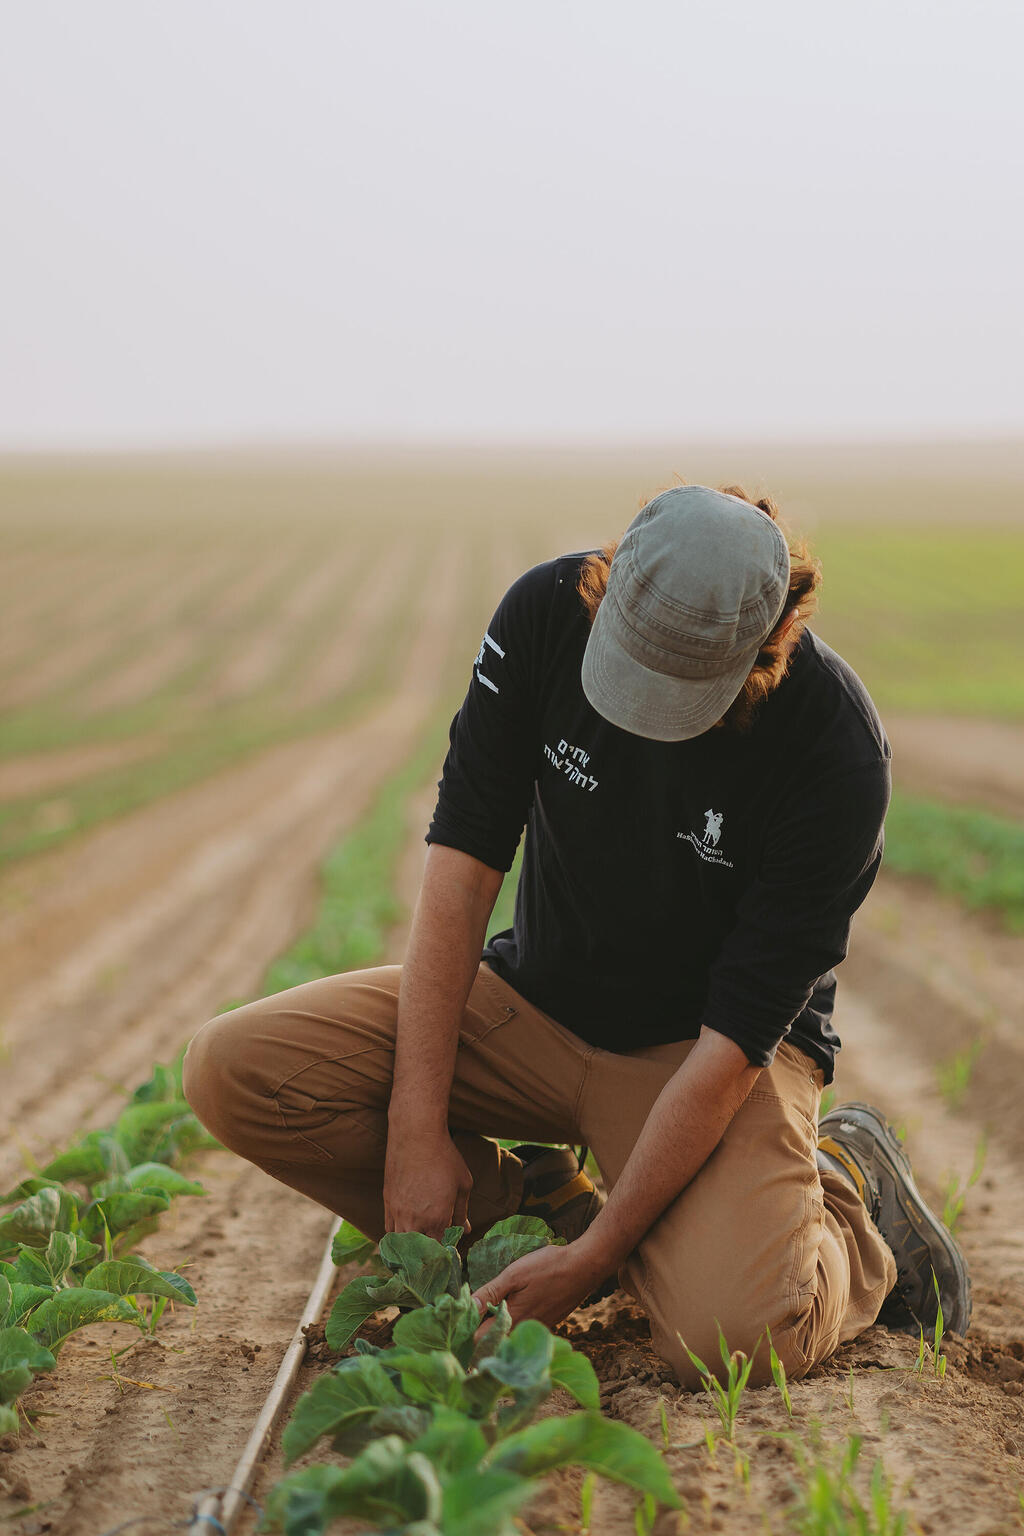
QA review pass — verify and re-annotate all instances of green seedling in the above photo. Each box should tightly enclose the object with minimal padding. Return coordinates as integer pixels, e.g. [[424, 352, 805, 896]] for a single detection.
[[580, 1470, 596, 1534], [703, 1422, 718, 1466], [931, 1272, 947, 1379], [819, 1089, 836, 1120], [634, 1490, 658, 1535], [679, 1324, 756, 1445], [911, 1275, 948, 1381], [935, 1037, 984, 1110], [941, 1133, 987, 1237], [787, 1430, 908, 1535], [269, 1215, 683, 1535], [0, 1054, 207, 1432], [657, 1395, 671, 1449], [765, 1327, 792, 1417]]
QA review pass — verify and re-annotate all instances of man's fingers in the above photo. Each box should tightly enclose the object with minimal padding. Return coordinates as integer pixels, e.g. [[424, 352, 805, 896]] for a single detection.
[[471, 1270, 515, 1316]]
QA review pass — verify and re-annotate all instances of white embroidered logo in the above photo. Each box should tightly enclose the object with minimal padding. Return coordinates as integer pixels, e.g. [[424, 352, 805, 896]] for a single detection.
[[703, 809, 724, 846], [678, 808, 734, 868], [474, 631, 505, 694]]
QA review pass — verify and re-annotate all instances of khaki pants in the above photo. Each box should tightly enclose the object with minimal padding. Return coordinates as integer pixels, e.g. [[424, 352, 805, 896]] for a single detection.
[[182, 962, 895, 1388]]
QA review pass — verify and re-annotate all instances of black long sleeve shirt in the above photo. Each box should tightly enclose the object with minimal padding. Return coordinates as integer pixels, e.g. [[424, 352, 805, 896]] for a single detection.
[[426, 554, 891, 1083]]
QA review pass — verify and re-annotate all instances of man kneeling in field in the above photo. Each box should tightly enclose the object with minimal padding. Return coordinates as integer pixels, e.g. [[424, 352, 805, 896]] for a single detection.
[[183, 484, 970, 1386]]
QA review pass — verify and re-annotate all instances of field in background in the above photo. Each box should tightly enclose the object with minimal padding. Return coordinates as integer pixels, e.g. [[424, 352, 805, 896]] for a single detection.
[[1, 446, 1022, 1536]]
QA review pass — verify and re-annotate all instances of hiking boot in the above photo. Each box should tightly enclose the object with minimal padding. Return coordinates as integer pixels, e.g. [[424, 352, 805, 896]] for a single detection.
[[817, 1102, 972, 1337], [512, 1143, 605, 1244]]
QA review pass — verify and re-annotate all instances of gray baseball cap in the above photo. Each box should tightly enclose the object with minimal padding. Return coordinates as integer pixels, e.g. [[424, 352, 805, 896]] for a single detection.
[[581, 485, 791, 741]]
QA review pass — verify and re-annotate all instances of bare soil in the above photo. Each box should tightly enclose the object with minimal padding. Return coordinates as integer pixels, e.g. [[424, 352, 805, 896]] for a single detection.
[[886, 712, 1024, 820], [2, 668, 1022, 1532], [0, 737, 168, 802]]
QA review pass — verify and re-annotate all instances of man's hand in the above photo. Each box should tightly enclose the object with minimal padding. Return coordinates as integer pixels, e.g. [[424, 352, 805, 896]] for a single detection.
[[471, 1241, 609, 1329], [383, 1126, 473, 1240]]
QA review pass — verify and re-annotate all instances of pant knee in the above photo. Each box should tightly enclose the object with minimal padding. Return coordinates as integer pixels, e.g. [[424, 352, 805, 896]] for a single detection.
[[182, 1007, 265, 1153]]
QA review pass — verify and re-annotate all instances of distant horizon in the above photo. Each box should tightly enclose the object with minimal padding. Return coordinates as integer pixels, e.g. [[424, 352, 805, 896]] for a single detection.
[[3, 429, 1024, 462]]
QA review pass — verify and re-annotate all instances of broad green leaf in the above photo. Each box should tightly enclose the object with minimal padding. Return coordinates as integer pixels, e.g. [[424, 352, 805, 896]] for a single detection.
[[470, 1299, 512, 1366], [410, 1407, 488, 1476], [82, 1261, 196, 1306], [93, 1163, 205, 1200], [489, 1411, 682, 1507], [0, 1403, 17, 1436], [385, 1350, 467, 1410], [1, 1176, 73, 1205], [282, 1356, 404, 1464], [443, 1226, 465, 1247], [112, 1100, 193, 1163], [550, 1335, 600, 1408], [0, 1363, 31, 1406], [378, 1231, 462, 1305], [470, 1318, 556, 1430], [39, 1139, 119, 1187], [324, 1273, 416, 1353], [330, 1220, 376, 1269], [267, 1437, 442, 1532], [129, 1062, 182, 1104], [4, 1249, 51, 1287], [478, 1317, 555, 1389], [69, 1233, 103, 1272], [0, 1327, 56, 1404], [466, 1215, 560, 1292], [41, 1231, 79, 1287], [439, 1467, 535, 1536], [348, 1403, 433, 1452], [28, 1288, 140, 1350], [3, 1283, 55, 1326], [0, 1188, 77, 1251], [82, 1190, 170, 1241], [150, 1115, 220, 1163], [391, 1285, 481, 1368], [0, 1275, 10, 1326]]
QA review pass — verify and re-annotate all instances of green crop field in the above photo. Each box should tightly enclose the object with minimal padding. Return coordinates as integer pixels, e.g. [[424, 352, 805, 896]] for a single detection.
[[2, 446, 1023, 1536]]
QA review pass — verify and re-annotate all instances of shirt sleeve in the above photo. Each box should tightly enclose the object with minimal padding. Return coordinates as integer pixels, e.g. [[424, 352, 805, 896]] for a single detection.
[[425, 564, 548, 872], [699, 758, 891, 1067]]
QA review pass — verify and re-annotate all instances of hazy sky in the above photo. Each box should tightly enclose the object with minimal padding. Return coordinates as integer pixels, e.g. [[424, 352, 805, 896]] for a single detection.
[[2, 2, 1022, 448]]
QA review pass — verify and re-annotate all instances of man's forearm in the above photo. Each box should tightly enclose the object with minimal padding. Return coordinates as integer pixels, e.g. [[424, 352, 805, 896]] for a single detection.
[[388, 843, 504, 1133], [575, 1027, 762, 1279]]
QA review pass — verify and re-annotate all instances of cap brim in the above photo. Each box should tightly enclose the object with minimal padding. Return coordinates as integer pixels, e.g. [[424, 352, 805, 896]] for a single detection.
[[581, 601, 757, 742]]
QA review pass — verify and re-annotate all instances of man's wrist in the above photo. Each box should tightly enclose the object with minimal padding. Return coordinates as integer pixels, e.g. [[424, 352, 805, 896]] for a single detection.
[[571, 1218, 630, 1284], [387, 1098, 449, 1139]]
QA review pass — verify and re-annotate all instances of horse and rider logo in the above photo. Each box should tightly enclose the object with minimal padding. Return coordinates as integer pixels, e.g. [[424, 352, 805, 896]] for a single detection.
[[677, 807, 734, 868], [703, 809, 723, 847]]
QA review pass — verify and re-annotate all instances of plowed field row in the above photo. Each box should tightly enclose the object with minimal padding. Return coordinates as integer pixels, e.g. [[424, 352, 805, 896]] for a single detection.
[[2, 461, 1021, 1536]]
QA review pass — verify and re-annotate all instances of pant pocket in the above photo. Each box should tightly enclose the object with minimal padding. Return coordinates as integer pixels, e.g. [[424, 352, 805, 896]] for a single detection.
[[458, 964, 520, 1044]]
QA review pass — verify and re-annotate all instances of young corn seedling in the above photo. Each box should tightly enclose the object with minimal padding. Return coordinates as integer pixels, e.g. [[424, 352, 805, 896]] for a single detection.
[[634, 1490, 658, 1536], [787, 1430, 908, 1536], [941, 1134, 987, 1237], [765, 1326, 792, 1417], [911, 1275, 948, 1380], [931, 1271, 947, 1379], [935, 1037, 984, 1111], [679, 1324, 756, 1445], [579, 1470, 596, 1534]]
